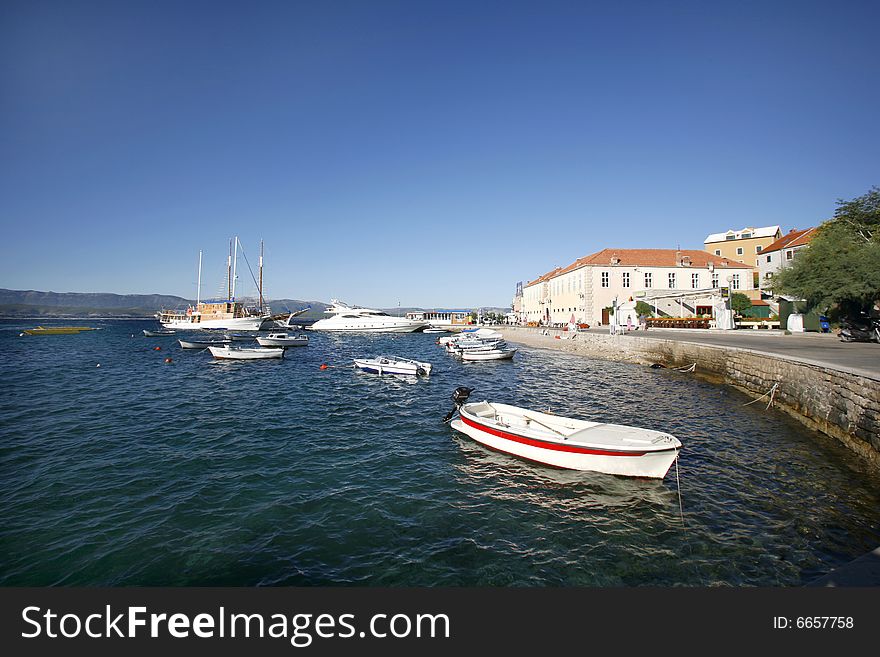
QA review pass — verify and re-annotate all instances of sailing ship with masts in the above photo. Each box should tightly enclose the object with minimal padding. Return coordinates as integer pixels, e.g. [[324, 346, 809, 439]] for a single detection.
[[157, 237, 270, 331]]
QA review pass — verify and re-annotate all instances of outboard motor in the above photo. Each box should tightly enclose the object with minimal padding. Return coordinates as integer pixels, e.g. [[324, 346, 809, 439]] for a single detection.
[[443, 386, 474, 423]]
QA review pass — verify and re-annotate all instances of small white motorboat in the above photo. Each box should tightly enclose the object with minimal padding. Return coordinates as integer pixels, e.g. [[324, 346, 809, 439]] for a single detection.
[[443, 388, 681, 479], [256, 332, 309, 347], [353, 356, 432, 376], [143, 329, 176, 337], [423, 326, 449, 334], [447, 338, 506, 352], [439, 328, 503, 346], [179, 338, 232, 349], [460, 348, 517, 361], [207, 345, 285, 360]]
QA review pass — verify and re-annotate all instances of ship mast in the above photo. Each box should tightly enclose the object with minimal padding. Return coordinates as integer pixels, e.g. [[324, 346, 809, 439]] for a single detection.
[[258, 239, 264, 314], [231, 236, 239, 301], [227, 239, 232, 301], [196, 250, 202, 306]]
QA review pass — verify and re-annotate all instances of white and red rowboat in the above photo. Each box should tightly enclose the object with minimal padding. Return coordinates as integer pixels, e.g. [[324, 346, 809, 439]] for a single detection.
[[450, 399, 681, 479], [207, 345, 285, 360]]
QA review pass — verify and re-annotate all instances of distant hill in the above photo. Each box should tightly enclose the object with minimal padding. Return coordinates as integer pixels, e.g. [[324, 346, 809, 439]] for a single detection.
[[0, 289, 327, 318], [0, 289, 190, 317], [0, 289, 508, 319]]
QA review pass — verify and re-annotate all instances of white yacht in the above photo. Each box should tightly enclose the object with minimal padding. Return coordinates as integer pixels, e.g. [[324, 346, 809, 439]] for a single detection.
[[307, 300, 428, 333]]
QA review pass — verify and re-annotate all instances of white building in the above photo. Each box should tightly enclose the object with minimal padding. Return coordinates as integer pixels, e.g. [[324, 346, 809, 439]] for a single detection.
[[521, 249, 755, 326], [405, 309, 471, 326], [704, 225, 782, 266], [758, 227, 817, 290]]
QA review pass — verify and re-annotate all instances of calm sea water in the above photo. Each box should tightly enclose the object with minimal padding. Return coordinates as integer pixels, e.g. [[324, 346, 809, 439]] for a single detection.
[[1, 319, 878, 586]]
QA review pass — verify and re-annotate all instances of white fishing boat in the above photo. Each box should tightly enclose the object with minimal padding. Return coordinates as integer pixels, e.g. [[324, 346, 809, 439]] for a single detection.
[[423, 326, 449, 334], [157, 238, 270, 331], [459, 348, 517, 361], [308, 300, 427, 332], [446, 338, 506, 352], [353, 356, 432, 376], [179, 338, 231, 349], [444, 388, 681, 478], [143, 329, 176, 337], [256, 332, 309, 347], [208, 345, 285, 360], [438, 328, 502, 345]]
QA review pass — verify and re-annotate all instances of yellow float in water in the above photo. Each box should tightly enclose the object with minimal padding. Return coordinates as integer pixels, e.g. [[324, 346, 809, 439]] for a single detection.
[[22, 326, 97, 335]]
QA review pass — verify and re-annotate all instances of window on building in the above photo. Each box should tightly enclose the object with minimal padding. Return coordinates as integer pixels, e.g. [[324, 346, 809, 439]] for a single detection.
[[712, 273, 719, 288], [645, 272, 652, 288], [741, 232, 752, 239], [668, 272, 675, 288], [692, 273, 699, 289], [736, 247, 744, 255], [731, 274, 741, 290], [622, 272, 630, 288], [766, 254, 771, 263], [725, 235, 735, 240], [601, 272, 609, 288], [786, 250, 794, 260], [756, 245, 762, 253], [714, 249, 721, 256]]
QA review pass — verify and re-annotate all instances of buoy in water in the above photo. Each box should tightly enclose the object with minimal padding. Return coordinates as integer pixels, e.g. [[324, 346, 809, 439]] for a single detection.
[[320, 364, 328, 370], [153, 346, 161, 351], [96, 363, 101, 368], [164, 357, 173, 363]]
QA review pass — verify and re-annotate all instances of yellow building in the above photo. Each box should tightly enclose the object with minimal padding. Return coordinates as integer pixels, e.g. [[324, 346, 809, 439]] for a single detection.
[[703, 226, 782, 267]]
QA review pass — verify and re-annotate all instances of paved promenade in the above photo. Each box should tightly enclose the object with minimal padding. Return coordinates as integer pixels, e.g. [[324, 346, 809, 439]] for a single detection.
[[574, 327, 880, 380]]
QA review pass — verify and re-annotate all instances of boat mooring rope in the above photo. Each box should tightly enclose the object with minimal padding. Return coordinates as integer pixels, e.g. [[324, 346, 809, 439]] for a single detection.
[[674, 453, 685, 527], [743, 382, 779, 410], [673, 363, 696, 373]]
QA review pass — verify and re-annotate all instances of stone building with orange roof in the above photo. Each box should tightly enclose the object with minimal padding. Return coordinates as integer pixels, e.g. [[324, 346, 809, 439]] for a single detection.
[[521, 248, 755, 326]]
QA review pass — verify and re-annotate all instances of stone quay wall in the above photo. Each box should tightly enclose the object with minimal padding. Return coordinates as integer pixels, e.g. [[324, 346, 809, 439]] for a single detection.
[[498, 327, 880, 468]]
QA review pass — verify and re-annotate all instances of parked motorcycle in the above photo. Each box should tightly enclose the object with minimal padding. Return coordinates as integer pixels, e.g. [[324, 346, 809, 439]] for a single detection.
[[839, 314, 880, 343]]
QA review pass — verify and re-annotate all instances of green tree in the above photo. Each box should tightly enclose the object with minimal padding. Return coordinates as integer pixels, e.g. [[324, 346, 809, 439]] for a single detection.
[[774, 186, 880, 316], [634, 301, 654, 317], [730, 292, 752, 315]]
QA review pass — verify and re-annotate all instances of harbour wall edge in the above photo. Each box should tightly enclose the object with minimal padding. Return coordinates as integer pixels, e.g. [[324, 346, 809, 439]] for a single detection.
[[498, 327, 880, 469]]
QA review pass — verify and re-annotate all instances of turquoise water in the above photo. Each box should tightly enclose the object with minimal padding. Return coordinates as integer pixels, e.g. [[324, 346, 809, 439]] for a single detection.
[[1, 319, 878, 586]]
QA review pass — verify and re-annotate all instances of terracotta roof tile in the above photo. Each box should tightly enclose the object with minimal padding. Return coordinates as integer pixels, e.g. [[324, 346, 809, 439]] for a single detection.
[[575, 248, 754, 269], [761, 227, 816, 254], [525, 248, 753, 286]]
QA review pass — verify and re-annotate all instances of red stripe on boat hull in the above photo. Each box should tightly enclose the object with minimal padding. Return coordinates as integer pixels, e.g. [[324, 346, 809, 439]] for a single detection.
[[460, 414, 676, 457]]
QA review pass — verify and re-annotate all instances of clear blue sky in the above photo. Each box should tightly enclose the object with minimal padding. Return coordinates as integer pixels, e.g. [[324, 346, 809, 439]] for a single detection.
[[2, 0, 878, 308]]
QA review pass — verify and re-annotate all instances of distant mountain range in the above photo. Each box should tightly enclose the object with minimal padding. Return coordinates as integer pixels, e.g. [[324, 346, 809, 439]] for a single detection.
[[0, 289, 325, 318], [0, 289, 508, 319]]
